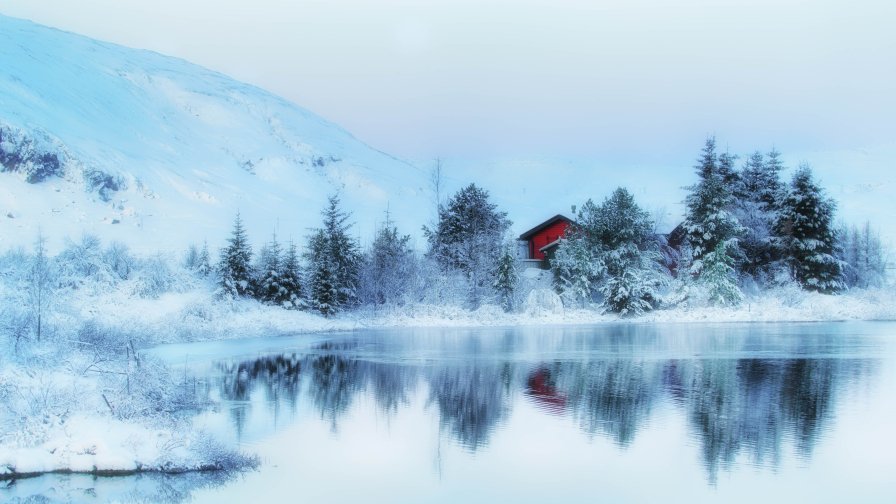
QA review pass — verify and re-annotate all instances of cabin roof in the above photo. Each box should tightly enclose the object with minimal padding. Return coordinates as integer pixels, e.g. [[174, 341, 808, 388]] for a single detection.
[[518, 214, 574, 241]]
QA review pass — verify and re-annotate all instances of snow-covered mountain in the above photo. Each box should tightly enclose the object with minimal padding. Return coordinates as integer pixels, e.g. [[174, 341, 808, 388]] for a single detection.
[[0, 14, 429, 254]]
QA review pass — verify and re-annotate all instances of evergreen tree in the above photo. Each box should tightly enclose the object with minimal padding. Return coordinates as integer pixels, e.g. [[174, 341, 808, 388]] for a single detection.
[[775, 165, 843, 293], [280, 241, 304, 309], [218, 213, 254, 298], [360, 212, 415, 306], [255, 234, 286, 305], [306, 229, 338, 316], [552, 227, 604, 307], [492, 247, 519, 312], [733, 150, 786, 282], [184, 244, 199, 270], [699, 241, 744, 306], [684, 137, 743, 260], [196, 241, 212, 278], [424, 183, 511, 308], [683, 138, 744, 303], [306, 195, 361, 315], [559, 188, 666, 315]]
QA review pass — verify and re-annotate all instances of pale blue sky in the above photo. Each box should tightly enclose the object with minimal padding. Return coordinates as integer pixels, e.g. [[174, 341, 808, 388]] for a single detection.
[[2, 0, 895, 241]]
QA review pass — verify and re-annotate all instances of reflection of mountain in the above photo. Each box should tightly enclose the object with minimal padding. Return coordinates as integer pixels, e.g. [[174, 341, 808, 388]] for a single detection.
[[214, 348, 874, 481]]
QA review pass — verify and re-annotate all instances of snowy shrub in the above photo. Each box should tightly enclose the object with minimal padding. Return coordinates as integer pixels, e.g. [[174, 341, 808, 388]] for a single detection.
[[56, 234, 117, 289], [414, 257, 471, 307], [110, 356, 205, 421], [76, 319, 127, 355], [189, 432, 260, 471], [2, 305, 33, 355], [601, 262, 667, 316], [105, 241, 135, 280], [133, 255, 177, 299]]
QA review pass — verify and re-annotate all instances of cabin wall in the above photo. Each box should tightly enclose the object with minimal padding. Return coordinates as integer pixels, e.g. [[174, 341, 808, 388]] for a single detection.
[[529, 221, 570, 260]]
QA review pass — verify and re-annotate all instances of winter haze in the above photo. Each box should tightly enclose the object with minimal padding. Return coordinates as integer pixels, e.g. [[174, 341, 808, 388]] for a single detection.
[[2, 0, 894, 247]]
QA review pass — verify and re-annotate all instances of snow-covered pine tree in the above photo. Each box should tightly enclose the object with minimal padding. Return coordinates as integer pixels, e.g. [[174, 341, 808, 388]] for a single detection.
[[733, 150, 786, 283], [360, 212, 415, 306], [775, 164, 843, 293], [683, 138, 744, 303], [217, 213, 254, 298], [306, 229, 338, 316], [306, 195, 361, 315], [579, 187, 667, 315], [684, 138, 743, 260], [698, 240, 744, 306], [552, 228, 604, 308], [492, 246, 519, 312], [255, 234, 286, 305], [196, 241, 212, 278], [279, 241, 304, 309], [184, 244, 199, 270], [424, 183, 511, 308]]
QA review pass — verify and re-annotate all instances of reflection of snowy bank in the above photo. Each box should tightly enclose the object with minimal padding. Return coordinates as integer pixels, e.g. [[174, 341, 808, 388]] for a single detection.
[[2, 470, 243, 504]]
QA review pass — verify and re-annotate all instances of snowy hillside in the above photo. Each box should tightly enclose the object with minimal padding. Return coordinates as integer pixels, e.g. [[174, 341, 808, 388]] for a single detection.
[[0, 14, 427, 254]]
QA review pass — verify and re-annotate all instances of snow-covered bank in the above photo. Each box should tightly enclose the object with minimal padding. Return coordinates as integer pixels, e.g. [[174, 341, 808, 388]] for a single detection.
[[76, 285, 896, 345], [0, 413, 256, 480], [0, 324, 257, 482]]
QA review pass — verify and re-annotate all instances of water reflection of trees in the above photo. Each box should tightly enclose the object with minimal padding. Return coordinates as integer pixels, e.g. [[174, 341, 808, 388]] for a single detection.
[[216, 349, 873, 481], [427, 363, 512, 451]]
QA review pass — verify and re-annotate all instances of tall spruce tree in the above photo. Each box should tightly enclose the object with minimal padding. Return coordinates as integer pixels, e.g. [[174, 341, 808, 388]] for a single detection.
[[775, 164, 842, 293], [592, 188, 666, 315], [306, 229, 338, 315], [683, 138, 743, 303], [493, 247, 519, 312], [280, 241, 304, 309], [306, 195, 361, 315], [733, 150, 786, 282], [196, 241, 212, 278], [255, 234, 286, 304], [218, 213, 254, 298]]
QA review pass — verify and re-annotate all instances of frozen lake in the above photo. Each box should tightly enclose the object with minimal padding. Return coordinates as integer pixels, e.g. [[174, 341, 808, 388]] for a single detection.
[[8, 322, 896, 503]]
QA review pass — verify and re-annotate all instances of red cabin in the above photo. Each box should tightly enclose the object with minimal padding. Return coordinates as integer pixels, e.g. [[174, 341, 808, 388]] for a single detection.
[[519, 214, 574, 265]]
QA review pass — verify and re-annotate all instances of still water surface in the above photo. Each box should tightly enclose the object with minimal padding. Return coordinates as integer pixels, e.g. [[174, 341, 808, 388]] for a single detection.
[[9, 322, 896, 502]]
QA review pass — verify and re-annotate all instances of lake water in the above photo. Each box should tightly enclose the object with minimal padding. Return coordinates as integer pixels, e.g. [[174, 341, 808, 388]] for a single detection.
[[7, 322, 896, 503]]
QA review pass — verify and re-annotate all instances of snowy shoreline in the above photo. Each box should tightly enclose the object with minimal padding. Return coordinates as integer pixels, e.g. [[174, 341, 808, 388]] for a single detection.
[[94, 285, 894, 344]]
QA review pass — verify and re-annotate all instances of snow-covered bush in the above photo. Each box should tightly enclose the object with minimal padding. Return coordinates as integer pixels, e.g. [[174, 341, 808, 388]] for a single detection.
[[56, 234, 117, 290], [132, 255, 179, 299], [105, 241, 135, 281]]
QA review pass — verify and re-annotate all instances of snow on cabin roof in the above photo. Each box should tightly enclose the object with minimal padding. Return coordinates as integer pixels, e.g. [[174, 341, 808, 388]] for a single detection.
[[538, 238, 563, 253], [518, 214, 575, 241]]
